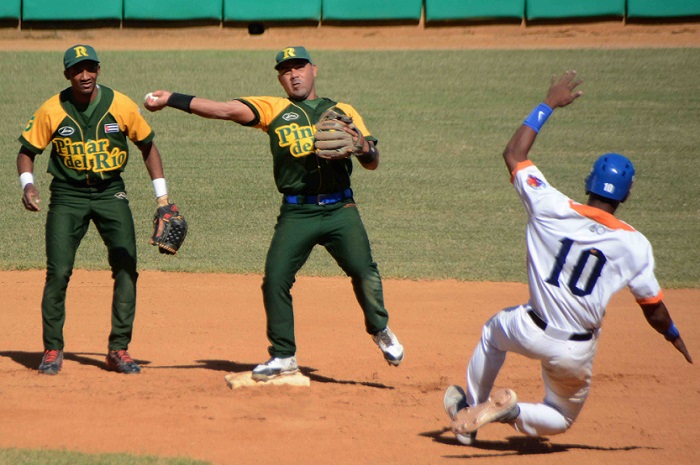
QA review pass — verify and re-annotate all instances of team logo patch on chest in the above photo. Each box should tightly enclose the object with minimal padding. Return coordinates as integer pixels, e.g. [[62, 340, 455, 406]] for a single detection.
[[58, 126, 75, 136], [526, 174, 547, 190], [282, 112, 300, 121]]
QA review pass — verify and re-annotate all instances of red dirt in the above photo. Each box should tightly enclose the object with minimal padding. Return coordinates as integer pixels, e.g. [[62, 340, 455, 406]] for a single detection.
[[1, 23, 698, 465], [1, 22, 699, 51], [1, 270, 698, 465]]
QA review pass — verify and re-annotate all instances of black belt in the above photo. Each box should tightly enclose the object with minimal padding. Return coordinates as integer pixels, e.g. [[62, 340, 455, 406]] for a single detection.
[[284, 188, 353, 205], [527, 310, 593, 341], [52, 177, 120, 191]]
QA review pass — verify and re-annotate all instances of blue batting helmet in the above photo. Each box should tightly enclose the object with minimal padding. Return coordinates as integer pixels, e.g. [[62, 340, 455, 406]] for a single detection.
[[585, 153, 635, 202]]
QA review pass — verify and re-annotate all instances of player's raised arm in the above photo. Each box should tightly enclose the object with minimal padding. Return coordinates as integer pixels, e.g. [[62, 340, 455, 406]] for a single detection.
[[144, 90, 255, 125], [502, 70, 584, 174]]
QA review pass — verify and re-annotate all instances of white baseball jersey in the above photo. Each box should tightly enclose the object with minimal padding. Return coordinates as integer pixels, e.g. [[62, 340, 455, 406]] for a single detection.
[[512, 161, 663, 332]]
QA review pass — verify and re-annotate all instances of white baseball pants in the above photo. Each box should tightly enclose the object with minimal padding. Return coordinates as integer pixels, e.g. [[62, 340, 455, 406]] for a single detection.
[[466, 304, 598, 436]]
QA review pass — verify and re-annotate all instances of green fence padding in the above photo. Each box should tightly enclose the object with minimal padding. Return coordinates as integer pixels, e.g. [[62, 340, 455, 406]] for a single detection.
[[0, 0, 21, 20], [22, 0, 123, 21], [425, 0, 524, 21], [627, 0, 700, 18], [223, 0, 321, 22], [124, 0, 223, 21], [526, 0, 625, 20], [321, 0, 422, 21]]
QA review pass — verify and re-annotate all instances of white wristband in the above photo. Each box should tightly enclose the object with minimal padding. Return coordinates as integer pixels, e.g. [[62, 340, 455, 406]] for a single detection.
[[152, 178, 168, 198], [19, 172, 35, 189]]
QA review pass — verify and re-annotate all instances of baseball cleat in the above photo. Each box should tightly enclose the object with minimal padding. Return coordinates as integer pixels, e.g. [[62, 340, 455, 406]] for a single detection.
[[372, 327, 404, 366], [38, 349, 63, 375], [443, 385, 468, 420], [443, 385, 477, 445], [105, 349, 141, 374], [450, 388, 519, 435], [252, 356, 299, 381], [454, 431, 477, 446]]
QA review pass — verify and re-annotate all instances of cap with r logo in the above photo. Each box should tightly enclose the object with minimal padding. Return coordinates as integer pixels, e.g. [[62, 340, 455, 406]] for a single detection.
[[63, 44, 100, 70], [275, 46, 312, 70]]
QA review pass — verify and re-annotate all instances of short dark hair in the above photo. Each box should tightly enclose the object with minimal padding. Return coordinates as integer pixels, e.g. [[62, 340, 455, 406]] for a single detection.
[[588, 191, 621, 208]]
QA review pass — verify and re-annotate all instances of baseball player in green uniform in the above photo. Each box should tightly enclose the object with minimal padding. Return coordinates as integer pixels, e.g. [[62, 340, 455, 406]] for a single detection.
[[144, 46, 403, 380], [17, 44, 174, 375]]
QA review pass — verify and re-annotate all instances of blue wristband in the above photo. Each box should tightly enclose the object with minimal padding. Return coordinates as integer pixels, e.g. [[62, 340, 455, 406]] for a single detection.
[[664, 322, 680, 341], [523, 103, 553, 133]]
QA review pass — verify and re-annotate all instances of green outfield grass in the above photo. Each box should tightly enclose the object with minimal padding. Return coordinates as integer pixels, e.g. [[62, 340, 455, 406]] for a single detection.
[[0, 49, 698, 287]]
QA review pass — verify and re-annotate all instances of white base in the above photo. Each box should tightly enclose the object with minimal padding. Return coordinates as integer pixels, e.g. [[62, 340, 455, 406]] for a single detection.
[[225, 371, 311, 389]]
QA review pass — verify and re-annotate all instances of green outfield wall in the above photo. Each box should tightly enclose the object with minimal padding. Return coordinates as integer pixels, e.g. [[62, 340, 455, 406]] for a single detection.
[[4, 1, 699, 26]]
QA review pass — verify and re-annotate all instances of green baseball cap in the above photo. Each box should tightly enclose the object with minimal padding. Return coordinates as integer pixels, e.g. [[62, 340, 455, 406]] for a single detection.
[[63, 44, 100, 70], [274, 46, 312, 70]]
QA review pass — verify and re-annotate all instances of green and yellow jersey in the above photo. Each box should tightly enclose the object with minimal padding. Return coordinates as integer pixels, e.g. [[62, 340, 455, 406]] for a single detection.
[[19, 85, 154, 186], [237, 96, 377, 195]]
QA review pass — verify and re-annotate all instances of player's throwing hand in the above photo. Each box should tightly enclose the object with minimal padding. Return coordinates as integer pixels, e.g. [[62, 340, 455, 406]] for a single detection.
[[143, 90, 172, 112]]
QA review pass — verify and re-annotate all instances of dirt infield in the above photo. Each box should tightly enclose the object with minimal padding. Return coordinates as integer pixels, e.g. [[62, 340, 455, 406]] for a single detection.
[[1, 22, 699, 465], [1, 270, 698, 465]]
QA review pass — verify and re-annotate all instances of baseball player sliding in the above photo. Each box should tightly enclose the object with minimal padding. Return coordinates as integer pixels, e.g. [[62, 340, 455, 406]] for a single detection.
[[444, 71, 693, 445]]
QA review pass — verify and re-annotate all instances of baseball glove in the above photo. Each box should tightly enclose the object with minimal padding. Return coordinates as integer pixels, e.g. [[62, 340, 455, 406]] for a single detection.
[[314, 109, 365, 160], [150, 203, 188, 255]]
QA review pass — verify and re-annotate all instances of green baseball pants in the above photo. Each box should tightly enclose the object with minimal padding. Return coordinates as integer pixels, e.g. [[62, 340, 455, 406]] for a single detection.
[[42, 180, 138, 351], [262, 199, 390, 357]]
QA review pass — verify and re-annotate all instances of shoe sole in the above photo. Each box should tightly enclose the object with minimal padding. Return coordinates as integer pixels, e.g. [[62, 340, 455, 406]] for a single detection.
[[105, 360, 141, 374], [251, 368, 299, 382], [443, 385, 467, 420], [455, 432, 477, 445], [451, 388, 517, 434], [38, 366, 61, 375], [443, 385, 476, 445], [384, 354, 403, 367]]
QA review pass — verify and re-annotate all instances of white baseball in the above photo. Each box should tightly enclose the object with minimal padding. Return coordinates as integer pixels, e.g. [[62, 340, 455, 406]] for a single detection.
[[145, 92, 158, 103]]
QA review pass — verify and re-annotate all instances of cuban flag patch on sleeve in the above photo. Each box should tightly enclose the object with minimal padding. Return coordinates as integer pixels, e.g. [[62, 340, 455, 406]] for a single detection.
[[526, 174, 546, 190], [104, 123, 120, 133]]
